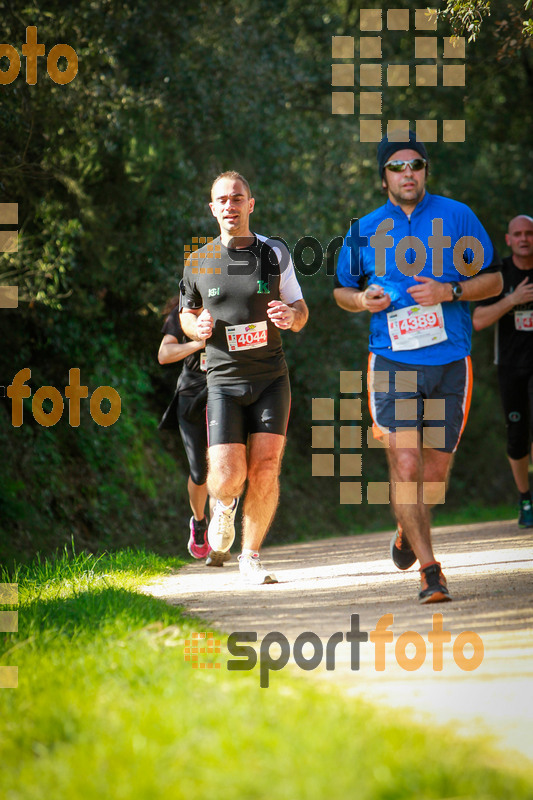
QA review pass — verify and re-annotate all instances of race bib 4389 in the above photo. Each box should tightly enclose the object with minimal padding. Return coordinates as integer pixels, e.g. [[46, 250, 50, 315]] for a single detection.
[[387, 303, 448, 351]]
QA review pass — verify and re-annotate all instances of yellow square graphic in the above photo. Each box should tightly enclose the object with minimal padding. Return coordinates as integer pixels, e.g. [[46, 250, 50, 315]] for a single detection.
[[395, 428, 418, 448], [369, 370, 389, 392], [387, 9, 409, 30], [387, 122, 410, 140], [416, 65, 437, 86], [312, 454, 334, 476], [443, 119, 466, 142], [415, 8, 437, 30], [312, 398, 334, 420], [416, 119, 438, 143], [423, 426, 446, 449], [332, 36, 354, 58], [340, 370, 362, 394], [360, 120, 382, 142], [0, 611, 18, 633], [340, 425, 362, 448], [424, 398, 445, 420], [443, 36, 465, 58], [340, 482, 362, 504], [367, 426, 389, 448], [332, 64, 355, 86], [332, 92, 354, 115], [0, 203, 18, 224], [360, 92, 382, 115], [395, 398, 418, 420], [0, 666, 18, 689], [0, 286, 18, 309], [360, 64, 382, 86], [387, 65, 409, 86], [423, 481, 446, 504], [312, 426, 335, 448], [360, 37, 382, 59], [340, 398, 362, 420], [395, 370, 417, 392], [415, 37, 437, 59], [395, 481, 418, 504], [443, 65, 465, 86], [0, 231, 18, 252], [0, 584, 18, 603], [360, 9, 382, 31], [340, 454, 362, 476], [367, 481, 390, 504]]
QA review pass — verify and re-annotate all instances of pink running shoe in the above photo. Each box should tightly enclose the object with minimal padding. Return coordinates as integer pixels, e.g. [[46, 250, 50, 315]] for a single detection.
[[188, 517, 210, 559]]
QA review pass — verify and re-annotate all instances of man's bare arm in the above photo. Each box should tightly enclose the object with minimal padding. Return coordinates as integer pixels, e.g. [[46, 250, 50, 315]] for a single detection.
[[333, 286, 391, 314], [408, 271, 503, 306], [473, 276, 533, 331]]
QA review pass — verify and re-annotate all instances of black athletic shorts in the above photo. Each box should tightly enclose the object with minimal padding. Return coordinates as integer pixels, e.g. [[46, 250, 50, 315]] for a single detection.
[[178, 393, 208, 485], [497, 365, 533, 460], [368, 353, 473, 454], [207, 372, 291, 446]]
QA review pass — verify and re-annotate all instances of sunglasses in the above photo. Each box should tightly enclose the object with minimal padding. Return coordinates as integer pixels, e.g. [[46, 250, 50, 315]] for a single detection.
[[384, 158, 427, 172]]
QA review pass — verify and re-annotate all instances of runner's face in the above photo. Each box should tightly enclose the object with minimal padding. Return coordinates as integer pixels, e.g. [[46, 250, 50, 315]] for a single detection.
[[506, 217, 533, 260], [209, 178, 255, 240], [382, 148, 426, 210]]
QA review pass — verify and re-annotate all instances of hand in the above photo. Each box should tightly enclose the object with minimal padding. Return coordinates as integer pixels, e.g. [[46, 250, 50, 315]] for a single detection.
[[407, 276, 449, 306], [196, 309, 214, 340], [267, 300, 295, 329], [510, 277, 533, 306], [362, 284, 391, 313]]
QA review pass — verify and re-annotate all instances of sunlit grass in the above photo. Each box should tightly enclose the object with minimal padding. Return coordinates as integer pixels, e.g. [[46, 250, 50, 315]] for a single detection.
[[0, 548, 531, 799]]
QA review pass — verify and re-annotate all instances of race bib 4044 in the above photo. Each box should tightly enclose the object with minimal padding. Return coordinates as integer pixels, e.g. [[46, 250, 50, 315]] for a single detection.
[[225, 320, 268, 352], [514, 310, 533, 331], [387, 303, 448, 351]]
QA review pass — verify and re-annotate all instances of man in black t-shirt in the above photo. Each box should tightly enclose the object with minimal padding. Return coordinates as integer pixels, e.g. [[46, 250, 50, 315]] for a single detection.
[[473, 215, 533, 527], [180, 171, 308, 584]]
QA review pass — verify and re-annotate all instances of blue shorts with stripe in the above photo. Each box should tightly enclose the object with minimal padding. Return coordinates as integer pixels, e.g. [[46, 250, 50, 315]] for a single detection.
[[367, 354, 472, 454]]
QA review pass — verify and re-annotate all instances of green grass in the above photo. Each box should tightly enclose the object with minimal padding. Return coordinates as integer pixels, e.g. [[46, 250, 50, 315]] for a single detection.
[[1, 548, 532, 800]]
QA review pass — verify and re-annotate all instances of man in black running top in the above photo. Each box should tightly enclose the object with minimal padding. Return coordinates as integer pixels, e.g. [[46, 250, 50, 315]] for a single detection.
[[473, 215, 533, 528], [180, 171, 308, 584]]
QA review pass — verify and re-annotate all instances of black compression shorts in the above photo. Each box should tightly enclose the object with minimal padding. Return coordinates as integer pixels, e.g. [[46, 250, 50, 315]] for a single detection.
[[207, 372, 291, 446], [497, 365, 533, 460], [178, 393, 208, 485]]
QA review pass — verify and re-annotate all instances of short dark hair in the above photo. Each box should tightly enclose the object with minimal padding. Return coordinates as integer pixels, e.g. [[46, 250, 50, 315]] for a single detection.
[[211, 171, 251, 200]]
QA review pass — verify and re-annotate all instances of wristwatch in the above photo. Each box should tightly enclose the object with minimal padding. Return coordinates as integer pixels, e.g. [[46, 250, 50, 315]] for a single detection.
[[450, 281, 463, 301]]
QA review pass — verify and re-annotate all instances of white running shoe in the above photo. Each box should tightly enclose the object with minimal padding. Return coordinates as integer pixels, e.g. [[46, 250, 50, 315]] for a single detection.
[[207, 498, 238, 553], [238, 553, 278, 585]]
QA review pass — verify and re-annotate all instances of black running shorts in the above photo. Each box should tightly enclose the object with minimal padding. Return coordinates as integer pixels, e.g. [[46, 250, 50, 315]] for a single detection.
[[207, 372, 291, 446]]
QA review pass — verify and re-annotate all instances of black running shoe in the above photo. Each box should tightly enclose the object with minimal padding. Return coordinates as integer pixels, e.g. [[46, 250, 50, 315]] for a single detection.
[[390, 526, 417, 570], [518, 499, 533, 528], [419, 562, 452, 604]]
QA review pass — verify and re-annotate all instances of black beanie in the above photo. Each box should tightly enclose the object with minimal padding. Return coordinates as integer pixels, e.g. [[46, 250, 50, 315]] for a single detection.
[[377, 130, 429, 177]]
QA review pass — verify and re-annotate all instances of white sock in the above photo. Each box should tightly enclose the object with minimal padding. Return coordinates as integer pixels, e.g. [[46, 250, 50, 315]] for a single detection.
[[219, 498, 236, 511], [241, 548, 259, 558]]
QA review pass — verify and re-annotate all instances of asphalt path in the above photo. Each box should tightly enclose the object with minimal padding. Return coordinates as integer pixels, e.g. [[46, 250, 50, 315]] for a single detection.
[[144, 520, 533, 763]]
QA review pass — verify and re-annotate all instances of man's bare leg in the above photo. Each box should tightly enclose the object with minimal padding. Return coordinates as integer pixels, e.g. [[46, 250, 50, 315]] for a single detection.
[[207, 443, 247, 504], [508, 454, 530, 494], [241, 433, 286, 552], [386, 435, 453, 565]]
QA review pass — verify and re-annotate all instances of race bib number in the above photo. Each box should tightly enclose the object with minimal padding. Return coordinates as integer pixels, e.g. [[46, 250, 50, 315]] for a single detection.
[[200, 352, 207, 371], [514, 310, 533, 331], [225, 320, 268, 352], [387, 304, 448, 351]]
